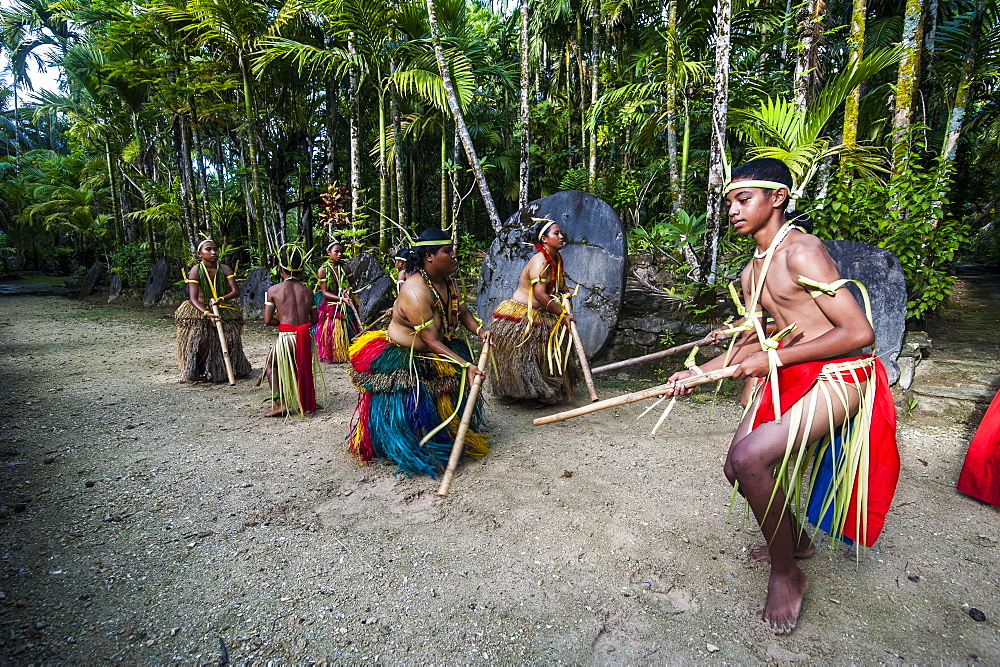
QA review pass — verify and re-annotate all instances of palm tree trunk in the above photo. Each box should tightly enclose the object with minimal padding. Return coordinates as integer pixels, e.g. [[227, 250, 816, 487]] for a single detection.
[[792, 0, 821, 113], [425, 0, 502, 232], [348, 35, 362, 222], [841, 0, 868, 144], [703, 0, 732, 284], [378, 89, 389, 252], [666, 1, 681, 214], [519, 0, 530, 210], [587, 0, 599, 191], [238, 55, 266, 252], [891, 0, 925, 169], [174, 117, 198, 252], [940, 0, 984, 164], [441, 124, 449, 230], [390, 60, 407, 229]]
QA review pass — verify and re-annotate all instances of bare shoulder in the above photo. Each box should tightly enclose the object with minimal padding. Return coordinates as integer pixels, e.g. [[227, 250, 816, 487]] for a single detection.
[[316, 264, 327, 279], [187, 264, 200, 279], [526, 252, 548, 276], [220, 263, 235, 276], [784, 232, 839, 280]]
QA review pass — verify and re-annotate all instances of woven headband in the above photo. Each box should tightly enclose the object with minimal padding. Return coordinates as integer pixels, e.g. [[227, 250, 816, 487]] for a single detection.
[[412, 238, 451, 247], [277, 244, 307, 272], [533, 217, 557, 240], [196, 238, 216, 253], [326, 240, 343, 253], [724, 180, 791, 195]]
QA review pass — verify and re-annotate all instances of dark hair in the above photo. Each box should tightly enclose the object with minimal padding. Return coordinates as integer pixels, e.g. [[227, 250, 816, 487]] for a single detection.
[[404, 228, 451, 273], [530, 217, 561, 245], [730, 158, 794, 211], [277, 245, 305, 274]]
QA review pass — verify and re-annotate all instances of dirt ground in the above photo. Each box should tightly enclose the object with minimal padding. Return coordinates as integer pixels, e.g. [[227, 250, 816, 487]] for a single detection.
[[0, 292, 997, 663]]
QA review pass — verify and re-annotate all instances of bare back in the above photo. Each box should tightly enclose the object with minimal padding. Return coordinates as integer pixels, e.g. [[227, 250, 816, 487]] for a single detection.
[[265, 279, 316, 327], [512, 252, 556, 307]]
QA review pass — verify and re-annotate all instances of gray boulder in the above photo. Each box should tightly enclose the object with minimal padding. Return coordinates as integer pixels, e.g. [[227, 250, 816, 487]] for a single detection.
[[822, 239, 906, 385], [348, 252, 394, 323], [143, 259, 172, 307], [477, 191, 626, 357], [107, 273, 123, 302], [78, 261, 104, 298], [241, 266, 272, 320]]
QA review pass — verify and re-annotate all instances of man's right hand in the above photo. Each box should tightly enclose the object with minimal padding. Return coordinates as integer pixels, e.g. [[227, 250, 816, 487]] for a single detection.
[[665, 369, 696, 396]]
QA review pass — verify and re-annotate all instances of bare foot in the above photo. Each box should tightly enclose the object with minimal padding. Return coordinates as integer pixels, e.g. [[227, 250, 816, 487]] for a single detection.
[[762, 567, 809, 635], [263, 402, 288, 418], [750, 539, 816, 563]]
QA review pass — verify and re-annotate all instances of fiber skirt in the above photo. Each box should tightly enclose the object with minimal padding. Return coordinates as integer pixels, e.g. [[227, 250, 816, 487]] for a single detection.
[[347, 330, 488, 478], [316, 297, 362, 363], [488, 299, 575, 405], [174, 300, 252, 382]]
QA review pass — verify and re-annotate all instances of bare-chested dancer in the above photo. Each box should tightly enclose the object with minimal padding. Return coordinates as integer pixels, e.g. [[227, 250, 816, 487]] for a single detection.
[[263, 245, 327, 417], [666, 158, 899, 634], [347, 228, 490, 478]]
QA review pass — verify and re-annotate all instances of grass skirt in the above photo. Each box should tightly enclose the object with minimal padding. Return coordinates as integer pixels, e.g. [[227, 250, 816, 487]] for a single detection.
[[174, 300, 252, 382], [347, 330, 489, 478], [316, 297, 362, 363], [269, 330, 328, 415], [488, 299, 576, 405]]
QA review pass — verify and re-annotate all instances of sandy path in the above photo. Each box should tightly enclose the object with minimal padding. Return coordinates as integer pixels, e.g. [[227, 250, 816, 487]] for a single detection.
[[0, 294, 997, 662]]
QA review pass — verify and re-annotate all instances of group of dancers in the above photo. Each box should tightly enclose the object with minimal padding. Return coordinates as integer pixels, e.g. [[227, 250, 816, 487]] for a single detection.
[[170, 157, 922, 634]]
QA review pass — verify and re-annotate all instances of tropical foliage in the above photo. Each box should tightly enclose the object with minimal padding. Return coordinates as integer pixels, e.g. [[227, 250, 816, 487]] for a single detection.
[[0, 0, 997, 320]]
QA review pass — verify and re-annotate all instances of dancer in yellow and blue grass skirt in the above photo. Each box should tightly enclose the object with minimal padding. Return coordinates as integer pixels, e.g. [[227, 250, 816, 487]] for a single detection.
[[348, 228, 490, 478]]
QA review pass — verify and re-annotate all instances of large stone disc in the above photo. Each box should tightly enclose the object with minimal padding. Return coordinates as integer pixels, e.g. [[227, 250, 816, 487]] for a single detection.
[[477, 191, 626, 357], [822, 239, 906, 385], [348, 252, 394, 323], [143, 259, 172, 307], [240, 266, 272, 320]]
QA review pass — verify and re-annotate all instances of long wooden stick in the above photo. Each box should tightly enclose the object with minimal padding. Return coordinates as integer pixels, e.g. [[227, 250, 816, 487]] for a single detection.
[[437, 342, 491, 497], [361, 310, 391, 334], [568, 320, 599, 401], [591, 333, 733, 375], [533, 364, 739, 426], [211, 303, 237, 385]]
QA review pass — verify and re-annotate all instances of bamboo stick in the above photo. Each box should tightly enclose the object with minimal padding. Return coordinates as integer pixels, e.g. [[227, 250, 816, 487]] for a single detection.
[[211, 303, 237, 385], [569, 320, 599, 401], [437, 342, 491, 497], [532, 364, 739, 426], [361, 310, 391, 334], [590, 333, 733, 375]]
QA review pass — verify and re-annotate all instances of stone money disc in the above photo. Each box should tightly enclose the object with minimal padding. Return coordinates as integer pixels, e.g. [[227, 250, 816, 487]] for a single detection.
[[822, 239, 906, 385], [143, 258, 171, 307], [477, 191, 626, 357], [348, 253, 394, 323], [240, 266, 272, 320]]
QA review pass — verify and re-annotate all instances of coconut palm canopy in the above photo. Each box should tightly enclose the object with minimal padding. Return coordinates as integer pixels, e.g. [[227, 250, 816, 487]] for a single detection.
[[0, 0, 997, 318]]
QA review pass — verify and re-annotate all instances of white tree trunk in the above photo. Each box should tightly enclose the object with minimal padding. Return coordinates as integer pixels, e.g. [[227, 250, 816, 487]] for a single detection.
[[426, 0, 503, 232], [704, 0, 732, 284], [519, 0, 530, 210]]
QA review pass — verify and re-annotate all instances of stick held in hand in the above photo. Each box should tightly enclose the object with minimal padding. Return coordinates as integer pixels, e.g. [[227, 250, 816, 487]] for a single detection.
[[437, 342, 491, 497], [568, 320, 599, 401], [533, 365, 738, 426], [212, 303, 237, 385], [590, 334, 732, 375]]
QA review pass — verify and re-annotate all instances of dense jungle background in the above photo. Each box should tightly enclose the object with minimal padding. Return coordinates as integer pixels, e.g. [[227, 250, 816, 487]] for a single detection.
[[0, 0, 998, 320]]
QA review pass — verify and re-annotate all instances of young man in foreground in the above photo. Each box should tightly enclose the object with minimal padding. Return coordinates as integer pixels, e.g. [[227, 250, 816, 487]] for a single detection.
[[667, 158, 899, 634]]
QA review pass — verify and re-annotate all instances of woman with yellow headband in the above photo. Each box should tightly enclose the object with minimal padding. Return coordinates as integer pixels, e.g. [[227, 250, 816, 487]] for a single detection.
[[347, 227, 490, 478], [174, 238, 252, 383], [488, 216, 577, 407]]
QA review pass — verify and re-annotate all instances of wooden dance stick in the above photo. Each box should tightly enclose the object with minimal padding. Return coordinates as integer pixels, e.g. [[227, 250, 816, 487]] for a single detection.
[[211, 303, 237, 386], [590, 333, 733, 375], [532, 364, 739, 426], [437, 342, 491, 498], [361, 310, 391, 334]]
